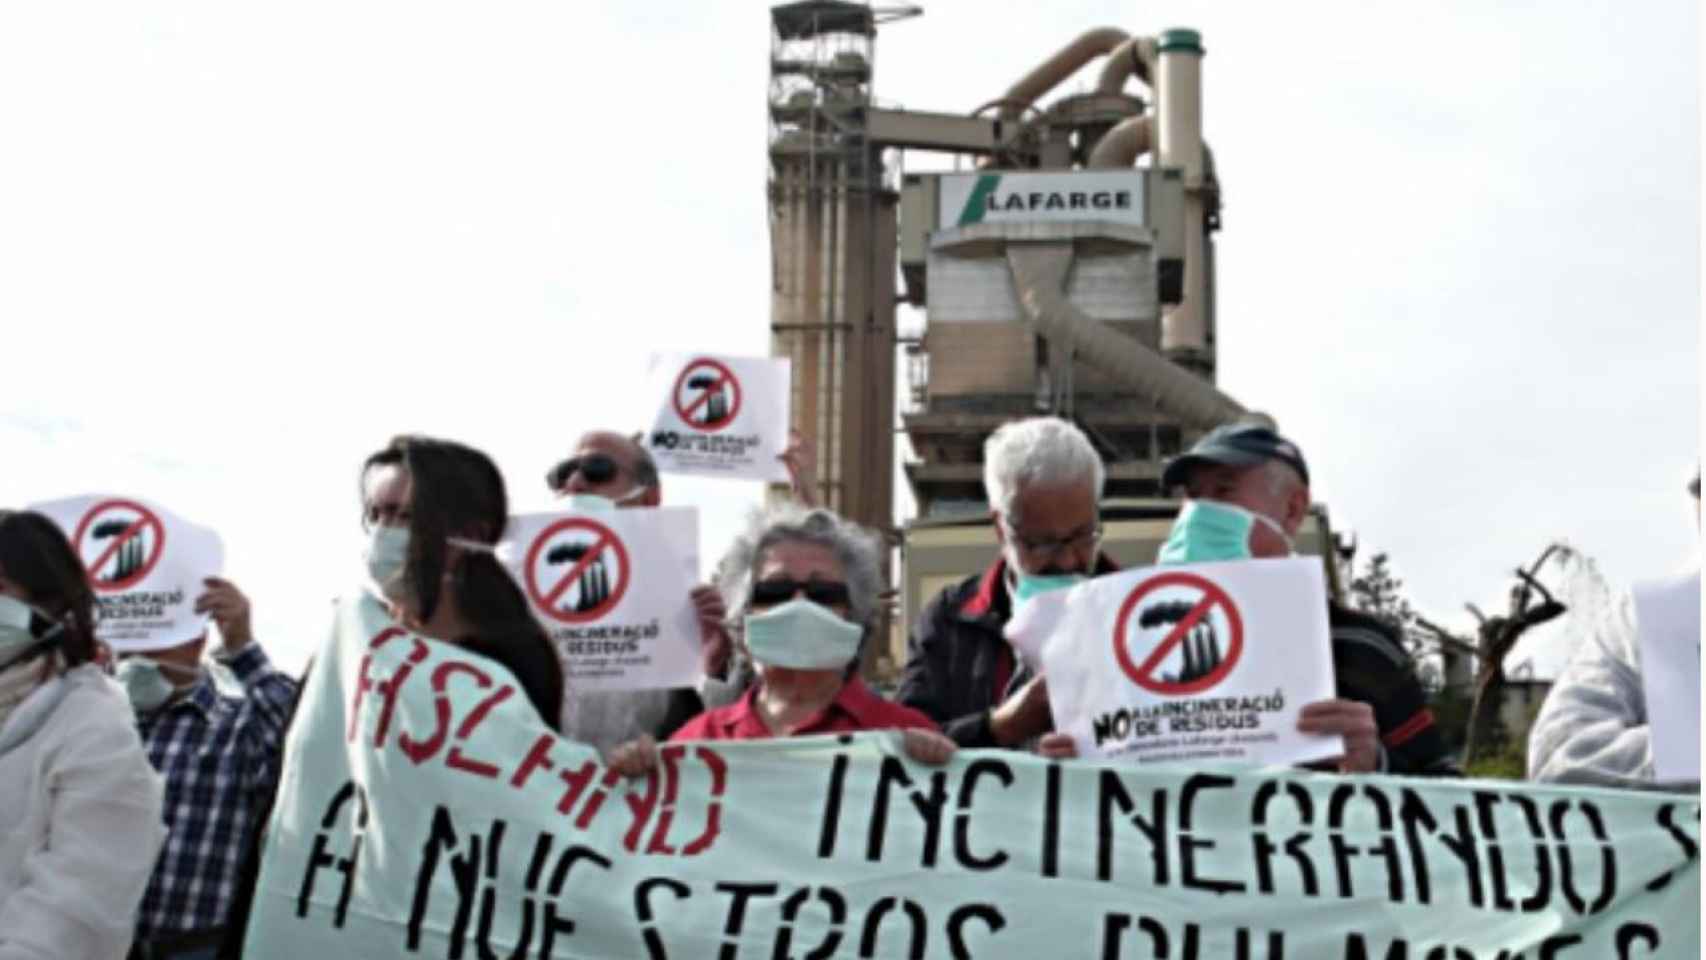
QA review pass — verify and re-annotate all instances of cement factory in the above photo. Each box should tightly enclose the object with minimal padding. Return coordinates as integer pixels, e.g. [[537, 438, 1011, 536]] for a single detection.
[[763, 1, 1339, 670]]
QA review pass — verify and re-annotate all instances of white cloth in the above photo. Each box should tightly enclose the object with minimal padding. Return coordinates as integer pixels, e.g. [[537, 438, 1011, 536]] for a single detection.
[[0, 665, 166, 960], [1527, 576, 1700, 791]]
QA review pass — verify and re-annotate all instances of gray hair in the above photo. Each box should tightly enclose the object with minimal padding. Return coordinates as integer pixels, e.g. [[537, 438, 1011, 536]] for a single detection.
[[715, 503, 884, 632], [982, 417, 1105, 525]]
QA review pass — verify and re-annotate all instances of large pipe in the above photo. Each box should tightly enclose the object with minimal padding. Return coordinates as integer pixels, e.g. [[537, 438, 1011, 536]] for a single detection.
[[1086, 114, 1152, 168], [978, 27, 1130, 123], [1006, 242, 1245, 429], [1155, 28, 1208, 360], [1095, 35, 1156, 95]]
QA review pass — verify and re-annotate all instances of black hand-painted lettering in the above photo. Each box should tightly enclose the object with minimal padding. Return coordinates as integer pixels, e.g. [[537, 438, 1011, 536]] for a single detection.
[[1615, 922, 1661, 958], [1234, 928, 1285, 960], [1097, 771, 1168, 884], [857, 897, 927, 960], [715, 882, 780, 960], [1251, 780, 1318, 897], [1644, 803, 1699, 892], [1506, 792, 1554, 912], [817, 750, 850, 859], [1342, 933, 1409, 960], [773, 886, 847, 960], [953, 759, 1013, 871], [945, 904, 1004, 960], [1042, 763, 1062, 879], [1179, 774, 1244, 895], [864, 756, 947, 868], [634, 877, 690, 960]]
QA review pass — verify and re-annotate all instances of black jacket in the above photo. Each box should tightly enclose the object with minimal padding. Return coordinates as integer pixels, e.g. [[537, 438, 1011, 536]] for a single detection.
[[1328, 603, 1459, 776], [898, 555, 1459, 774]]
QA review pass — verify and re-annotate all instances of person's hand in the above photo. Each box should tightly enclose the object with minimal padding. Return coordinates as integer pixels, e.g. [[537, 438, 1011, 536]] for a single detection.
[[779, 430, 818, 507], [1297, 699, 1380, 773], [195, 577, 254, 653], [607, 735, 660, 778], [989, 675, 1053, 747], [1037, 732, 1078, 760], [902, 728, 956, 765], [690, 584, 731, 678]]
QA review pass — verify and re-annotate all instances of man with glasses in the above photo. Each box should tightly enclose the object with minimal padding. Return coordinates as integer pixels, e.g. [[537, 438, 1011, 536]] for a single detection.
[[897, 417, 1117, 748]]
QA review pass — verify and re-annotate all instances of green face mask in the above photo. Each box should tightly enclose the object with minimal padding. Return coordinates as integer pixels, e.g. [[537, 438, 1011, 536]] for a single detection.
[[1012, 572, 1085, 609], [1157, 499, 1293, 565]]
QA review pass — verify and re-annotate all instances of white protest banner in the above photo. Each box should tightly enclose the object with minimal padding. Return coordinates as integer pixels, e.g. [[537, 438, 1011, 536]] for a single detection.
[[245, 596, 1701, 957], [1635, 568, 1701, 783], [644, 352, 790, 482], [29, 494, 225, 652], [1037, 557, 1341, 766], [505, 506, 699, 691]]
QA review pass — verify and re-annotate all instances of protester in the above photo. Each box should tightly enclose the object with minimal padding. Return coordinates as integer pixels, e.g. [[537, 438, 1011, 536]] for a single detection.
[[363, 435, 563, 727], [896, 417, 1117, 748], [1040, 421, 1455, 775], [545, 429, 819, 754], [1527, 468, 1700, 788], [0, 510, 165, 960], [608, 504, 954, 774], [116, 575, 297, 960]]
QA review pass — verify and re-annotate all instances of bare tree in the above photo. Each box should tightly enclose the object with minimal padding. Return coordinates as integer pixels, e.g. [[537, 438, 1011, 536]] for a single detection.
[[1415, 543, 1570, 765]]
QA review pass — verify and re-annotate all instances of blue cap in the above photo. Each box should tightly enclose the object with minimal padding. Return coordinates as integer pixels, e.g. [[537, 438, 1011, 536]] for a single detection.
[[1161, 423, 1310, 491]]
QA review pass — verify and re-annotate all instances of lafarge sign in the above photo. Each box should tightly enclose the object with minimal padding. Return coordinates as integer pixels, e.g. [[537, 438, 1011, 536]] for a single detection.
[[938, 171, 1147, 229]]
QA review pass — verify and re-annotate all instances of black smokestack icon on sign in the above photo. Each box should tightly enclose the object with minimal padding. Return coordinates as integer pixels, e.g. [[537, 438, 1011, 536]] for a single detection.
[[547, 542, 609, 612], [92, 519, 144, 585], [1140, 599, 1222, 685], [686, 374, 728, 425]]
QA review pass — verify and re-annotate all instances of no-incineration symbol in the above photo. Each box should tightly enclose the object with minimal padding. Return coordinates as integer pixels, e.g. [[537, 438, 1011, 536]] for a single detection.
[[70, 499, 167, 594], [1113, 571, 1245, 696], [671, 358, 743, 433], [523, 518, 632, 625]]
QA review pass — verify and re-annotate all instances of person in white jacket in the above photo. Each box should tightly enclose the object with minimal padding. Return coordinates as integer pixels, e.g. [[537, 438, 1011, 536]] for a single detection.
[[0, 510, 165, 960], [1528, 470, 1701, 789]]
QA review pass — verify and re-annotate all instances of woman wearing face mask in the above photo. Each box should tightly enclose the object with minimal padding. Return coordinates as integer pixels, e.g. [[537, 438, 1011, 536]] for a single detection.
[[607, 505, 955, 776], [0, 510, 165, 959], [359, 436, 565, 728]]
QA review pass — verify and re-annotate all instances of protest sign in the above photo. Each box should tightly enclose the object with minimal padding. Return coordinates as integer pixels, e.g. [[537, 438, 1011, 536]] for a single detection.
[[1029, 558, 1341, 767], [1635, 569, 1701, 783], [245, 595, 1700, 958], [644, 352, 790, 482], [505, 506, 699, 691], [30, 494, 224, 652]]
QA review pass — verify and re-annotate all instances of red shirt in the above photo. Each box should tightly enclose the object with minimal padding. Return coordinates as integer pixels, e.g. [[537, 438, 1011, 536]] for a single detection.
[[669, 677, 939, 741]]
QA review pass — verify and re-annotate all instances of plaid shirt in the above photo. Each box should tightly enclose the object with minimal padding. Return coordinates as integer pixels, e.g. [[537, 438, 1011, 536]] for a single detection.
[[134, 643, 298, 939]]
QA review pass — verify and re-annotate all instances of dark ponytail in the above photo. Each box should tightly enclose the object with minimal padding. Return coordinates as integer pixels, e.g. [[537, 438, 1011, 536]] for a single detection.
[[363, 436, 563, 728]]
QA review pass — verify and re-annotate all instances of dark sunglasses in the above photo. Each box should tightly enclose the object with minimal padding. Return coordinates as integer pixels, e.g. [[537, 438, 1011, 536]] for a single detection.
[[546, 453, 620, 492], [749, 578, 851, 608]]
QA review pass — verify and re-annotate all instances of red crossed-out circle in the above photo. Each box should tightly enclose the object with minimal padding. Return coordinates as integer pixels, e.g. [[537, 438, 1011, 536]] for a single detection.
[[671, 357, 743, 433], [522, 517, 632, 625], [70, 499, 167, 594], [1113, 571, 1244, 696]]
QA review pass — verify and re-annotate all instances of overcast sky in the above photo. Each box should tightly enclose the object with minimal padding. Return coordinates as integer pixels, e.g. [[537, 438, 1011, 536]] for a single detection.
[[0, 1, 1696, 675]]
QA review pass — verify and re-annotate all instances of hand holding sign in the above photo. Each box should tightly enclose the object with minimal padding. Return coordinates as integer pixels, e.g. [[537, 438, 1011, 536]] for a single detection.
[[195, 576, 253, 653]]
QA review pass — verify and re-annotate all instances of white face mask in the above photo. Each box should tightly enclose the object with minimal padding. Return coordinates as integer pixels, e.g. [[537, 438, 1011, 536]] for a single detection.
[[743, 598, 863, 671], [113, 657, 201, 714], [365, 525, 412, 602], [0, 596, 61, 672], [558, 488, 647, 514]]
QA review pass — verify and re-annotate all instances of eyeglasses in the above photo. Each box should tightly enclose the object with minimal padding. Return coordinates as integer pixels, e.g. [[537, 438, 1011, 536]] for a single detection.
[[546, 454, 621, 492], [749, 578, 852, 608], [1004, 521, 1102, 559]]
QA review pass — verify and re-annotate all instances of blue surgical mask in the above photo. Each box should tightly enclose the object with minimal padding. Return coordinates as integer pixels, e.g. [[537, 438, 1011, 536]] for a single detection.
[[365, 525, 411, 600], [743, 598, 863, 670], [113, 657, 198, 714], [0, 596, 61, 672], [1157, 499, 1293, 565], [1012, 572, 1085, 609]]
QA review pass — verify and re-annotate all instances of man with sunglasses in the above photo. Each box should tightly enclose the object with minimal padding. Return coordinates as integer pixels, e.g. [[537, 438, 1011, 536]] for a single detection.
[[897, 417, 1118, 749], [541, 431, 736, 754]]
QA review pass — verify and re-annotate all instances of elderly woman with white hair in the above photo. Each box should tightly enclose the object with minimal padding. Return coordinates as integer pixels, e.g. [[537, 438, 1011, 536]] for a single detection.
[[607, 505, 955, 774]]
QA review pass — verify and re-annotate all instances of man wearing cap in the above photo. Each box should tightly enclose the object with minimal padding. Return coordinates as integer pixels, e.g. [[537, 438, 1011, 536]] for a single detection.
[[1526, 468, 1700, 789], [1049, 421, 1455, 775], [545, 429, 818, 754], [897, 417, 1119, 748]]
